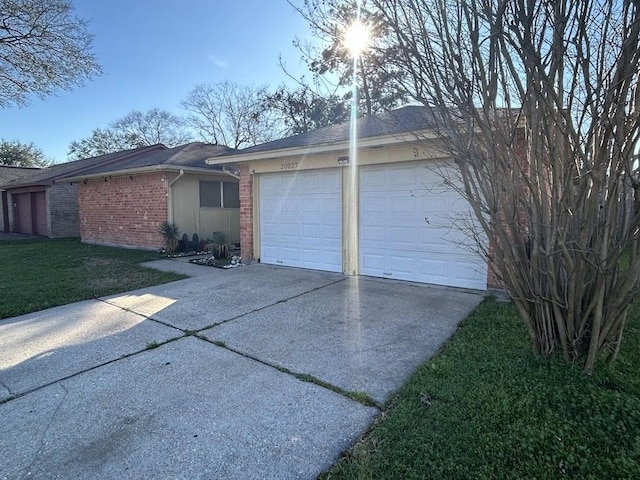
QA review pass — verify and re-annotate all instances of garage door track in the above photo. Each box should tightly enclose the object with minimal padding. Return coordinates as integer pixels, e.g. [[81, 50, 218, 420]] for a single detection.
[[0, 262, 483, 479]]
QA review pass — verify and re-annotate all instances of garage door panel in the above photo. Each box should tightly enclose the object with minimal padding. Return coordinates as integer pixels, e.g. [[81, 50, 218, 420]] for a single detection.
[[280, 247, 299, 261], [302, 223, 320, 240], [360, 162, 487, 289], [302, 198, 320, 213], [261, 175, 283, 192], [323, 223, 341, 241], [323, 197, 342, 214], [361, 252, 384, 273], [278, 222, 297, 238], [388, 254, 417, 275], [389, 196, 417, 214], [388, 166, 418, 187], [260, 169, 342, 273]]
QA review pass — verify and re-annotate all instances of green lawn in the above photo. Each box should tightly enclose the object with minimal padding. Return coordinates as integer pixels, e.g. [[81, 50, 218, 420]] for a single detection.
[[0, 237, 185, 319], [323, 298, 640, 479]]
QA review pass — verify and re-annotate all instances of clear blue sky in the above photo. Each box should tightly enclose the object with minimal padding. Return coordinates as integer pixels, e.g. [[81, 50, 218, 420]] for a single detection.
[[0, 0, 314, 162]]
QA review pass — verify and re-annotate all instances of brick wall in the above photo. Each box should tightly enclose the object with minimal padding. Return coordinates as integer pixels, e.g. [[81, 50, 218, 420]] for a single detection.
[[238, 164, 254, 261], [78, 172, 168, 249], [48, 183, 80, 237]]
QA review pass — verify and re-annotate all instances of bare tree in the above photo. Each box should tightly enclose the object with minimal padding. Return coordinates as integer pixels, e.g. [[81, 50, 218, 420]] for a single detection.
[[68, 108, 192, 160], [371, 0, 640, 373], [0, 0, 101, 107], [181, 81, 281, 149], [110, 108, 192, 147]]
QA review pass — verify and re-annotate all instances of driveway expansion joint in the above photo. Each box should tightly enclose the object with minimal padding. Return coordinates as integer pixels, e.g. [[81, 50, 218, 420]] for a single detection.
[[96, 297, 184, 331], [0, 340, 185, 406], [196, 277, 348, 334], [194, 334, 382, 410]]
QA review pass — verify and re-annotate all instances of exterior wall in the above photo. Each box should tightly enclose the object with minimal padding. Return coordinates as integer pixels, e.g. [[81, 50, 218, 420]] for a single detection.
[[239, 164, 254, 262], [48, 183, 79, 237], [78, 172, 168, 249], [239, 139, 492, 288], [169, 173, 240, 244]]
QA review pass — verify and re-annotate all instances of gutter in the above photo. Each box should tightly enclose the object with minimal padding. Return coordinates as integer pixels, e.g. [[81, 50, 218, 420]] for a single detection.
[[60, 165, 236, 184]]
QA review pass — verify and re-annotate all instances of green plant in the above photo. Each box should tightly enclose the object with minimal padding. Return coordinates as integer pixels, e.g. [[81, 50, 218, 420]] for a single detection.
[[209, 231, 230, 259], [158, 221, 180, 253]]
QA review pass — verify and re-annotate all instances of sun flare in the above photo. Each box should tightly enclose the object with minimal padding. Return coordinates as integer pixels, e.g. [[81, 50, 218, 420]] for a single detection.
[[344, 20, 370, 58]]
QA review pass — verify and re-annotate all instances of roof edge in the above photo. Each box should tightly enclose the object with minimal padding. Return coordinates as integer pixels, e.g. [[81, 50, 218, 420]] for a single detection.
[[205, 130, 437, 165], [59, 164, 236, 183]]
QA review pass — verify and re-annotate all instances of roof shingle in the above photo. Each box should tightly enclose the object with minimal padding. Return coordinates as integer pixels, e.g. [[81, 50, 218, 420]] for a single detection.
[[1, 142, 235, 188], [220, 105, 436, 156]]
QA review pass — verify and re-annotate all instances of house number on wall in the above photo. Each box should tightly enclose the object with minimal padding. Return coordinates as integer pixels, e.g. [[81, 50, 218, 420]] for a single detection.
[[280, 161, 299, 170]]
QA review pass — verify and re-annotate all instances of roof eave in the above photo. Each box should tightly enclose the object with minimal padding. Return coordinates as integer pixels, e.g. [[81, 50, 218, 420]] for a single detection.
[[59, 164, 234, 183], [2, 179, 54, 190], [205, 130, 438, 165]]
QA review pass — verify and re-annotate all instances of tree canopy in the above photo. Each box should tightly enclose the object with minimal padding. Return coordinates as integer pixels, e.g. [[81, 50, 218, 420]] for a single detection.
[[0, 0, 101, 107], [290, 0, 408, 115], [0, 139, 50, 166], [263, 84, 350, 135]]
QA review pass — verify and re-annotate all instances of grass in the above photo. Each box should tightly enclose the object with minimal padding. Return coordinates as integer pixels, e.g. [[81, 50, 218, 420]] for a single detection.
[[322, 298, 640, 479], [0, 237, 186, 319]]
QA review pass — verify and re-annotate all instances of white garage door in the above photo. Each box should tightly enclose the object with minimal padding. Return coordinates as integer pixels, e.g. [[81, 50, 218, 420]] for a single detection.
[[260, 169, 342, 272], [359, 162, 487, 290]]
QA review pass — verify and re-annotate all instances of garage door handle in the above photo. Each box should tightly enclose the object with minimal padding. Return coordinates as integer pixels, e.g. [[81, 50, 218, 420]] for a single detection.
[[383, 272, 392, 276]]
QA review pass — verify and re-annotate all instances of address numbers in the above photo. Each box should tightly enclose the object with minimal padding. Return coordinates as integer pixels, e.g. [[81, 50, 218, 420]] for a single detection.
[[280, 161, 299, 170]]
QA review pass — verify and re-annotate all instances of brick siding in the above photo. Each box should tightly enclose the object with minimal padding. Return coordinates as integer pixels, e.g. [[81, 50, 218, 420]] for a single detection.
[[48, 183, 80, 237], [78, 172, 168, 249], [238, 164, 254, 261]]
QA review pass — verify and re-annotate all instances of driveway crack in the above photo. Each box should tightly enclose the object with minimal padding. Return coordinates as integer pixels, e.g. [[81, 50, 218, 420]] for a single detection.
[[0, 378, 15, 397], [20, 382, 69, 479]]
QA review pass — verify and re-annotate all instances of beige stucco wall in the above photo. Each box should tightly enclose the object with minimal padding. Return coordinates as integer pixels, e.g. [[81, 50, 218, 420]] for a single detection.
[[169, 172, 240, 244]]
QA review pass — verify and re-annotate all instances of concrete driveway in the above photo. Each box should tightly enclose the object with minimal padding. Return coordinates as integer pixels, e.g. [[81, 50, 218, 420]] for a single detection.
[[0, 261, 483, 479]]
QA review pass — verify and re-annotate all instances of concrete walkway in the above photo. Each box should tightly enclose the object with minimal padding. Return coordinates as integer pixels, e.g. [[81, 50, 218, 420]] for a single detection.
[[0, 261, 484, 479]]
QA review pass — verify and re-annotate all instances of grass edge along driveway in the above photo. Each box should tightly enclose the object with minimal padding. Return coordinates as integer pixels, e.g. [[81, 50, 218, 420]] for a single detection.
[[322, 298, 640, 479], [0, 237, 185, 320]]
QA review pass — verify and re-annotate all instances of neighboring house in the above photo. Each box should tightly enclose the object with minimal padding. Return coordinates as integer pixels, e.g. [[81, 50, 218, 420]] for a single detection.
[[207, 106, 491, 290], [60, 142, 239, 249], [0, 158, 92, 237], [0, 165, 42, 233]]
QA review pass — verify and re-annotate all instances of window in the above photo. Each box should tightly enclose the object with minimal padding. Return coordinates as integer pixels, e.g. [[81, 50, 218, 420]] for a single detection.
[[222, 181, 240, 208], [200, 181, 221, 207], [199, 180, 240, 208]]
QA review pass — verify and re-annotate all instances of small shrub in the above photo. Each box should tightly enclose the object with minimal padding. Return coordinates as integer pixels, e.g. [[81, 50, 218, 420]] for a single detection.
[[158, 222, 180, 253]]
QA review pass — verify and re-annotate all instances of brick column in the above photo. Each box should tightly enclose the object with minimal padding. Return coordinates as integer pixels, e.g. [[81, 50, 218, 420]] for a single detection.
[[239, 163, 254, 262]]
